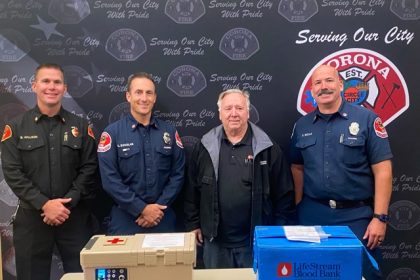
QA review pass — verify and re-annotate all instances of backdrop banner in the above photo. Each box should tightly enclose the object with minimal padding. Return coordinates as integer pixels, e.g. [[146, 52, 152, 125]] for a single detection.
[[1, 1, 419, 279]]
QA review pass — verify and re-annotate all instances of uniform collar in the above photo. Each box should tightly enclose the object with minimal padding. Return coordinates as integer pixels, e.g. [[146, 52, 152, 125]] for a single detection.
[[313, 98, 349, 123], [128, 113, 158, 130], [33, 106, 66, 123], [221, 125, 252, 146]]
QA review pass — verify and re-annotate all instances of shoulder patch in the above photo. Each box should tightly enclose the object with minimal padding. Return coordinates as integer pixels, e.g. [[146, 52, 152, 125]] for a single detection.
[[1, 125, 12, 142], [175, 130, 183, 149], [88, 124, 95, 139], [374, 117, 388, 138], [98, 132, 112, 152]]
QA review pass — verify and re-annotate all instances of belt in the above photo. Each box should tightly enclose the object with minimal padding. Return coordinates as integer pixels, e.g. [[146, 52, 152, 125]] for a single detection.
[[310, 197, 373, 209]]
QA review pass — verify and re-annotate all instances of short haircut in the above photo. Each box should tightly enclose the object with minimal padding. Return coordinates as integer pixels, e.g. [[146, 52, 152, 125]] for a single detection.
[[35, 63, 65, 81], [127, 72, 155, 92], [217, 89, 250, 111]]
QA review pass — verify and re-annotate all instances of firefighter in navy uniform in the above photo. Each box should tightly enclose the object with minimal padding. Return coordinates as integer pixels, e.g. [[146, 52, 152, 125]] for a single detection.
[[1, 63, 97, 280], [290, 65, 393, 280], [98, 72, 185, 235]]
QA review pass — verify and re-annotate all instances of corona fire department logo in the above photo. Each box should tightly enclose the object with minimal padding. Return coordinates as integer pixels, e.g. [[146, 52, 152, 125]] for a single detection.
[[98, 132, 112, 153], [297, 48, 409, 126]]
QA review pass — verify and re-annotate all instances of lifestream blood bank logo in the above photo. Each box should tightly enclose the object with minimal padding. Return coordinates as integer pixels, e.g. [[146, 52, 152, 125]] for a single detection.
[[277, 262, 292, 277], [297, 48, 409, 126]]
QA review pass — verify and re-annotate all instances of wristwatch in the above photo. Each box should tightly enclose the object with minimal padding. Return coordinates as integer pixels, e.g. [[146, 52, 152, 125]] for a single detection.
[[373, 213, 390, 223]]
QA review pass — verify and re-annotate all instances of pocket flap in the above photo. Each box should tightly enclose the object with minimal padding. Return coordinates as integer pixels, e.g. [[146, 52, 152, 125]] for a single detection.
[[295, 137, 317, 148], [118, 146, 140, 158], [341, 137, 365, 147], [17, 138, 44, 150]]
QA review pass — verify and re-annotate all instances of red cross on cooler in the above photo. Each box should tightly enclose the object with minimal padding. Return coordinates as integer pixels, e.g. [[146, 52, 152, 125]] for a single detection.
[[104, 237, 127, 246]]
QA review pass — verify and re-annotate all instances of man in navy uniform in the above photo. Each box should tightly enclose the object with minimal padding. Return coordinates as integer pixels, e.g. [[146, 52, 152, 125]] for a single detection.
[[185, 89, 295, 268], [290, 65, 393, 279], [1, 63, 97, 280], [98, 72, 185, 234]]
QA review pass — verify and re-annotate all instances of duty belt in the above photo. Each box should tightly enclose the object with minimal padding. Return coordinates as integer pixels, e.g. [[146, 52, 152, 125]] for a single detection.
[[312, 197, 373, 209]]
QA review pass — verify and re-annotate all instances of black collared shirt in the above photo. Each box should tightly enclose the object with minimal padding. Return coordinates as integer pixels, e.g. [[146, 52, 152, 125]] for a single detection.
[[1, 106, 98, 210], [217, 126, 253, 247]]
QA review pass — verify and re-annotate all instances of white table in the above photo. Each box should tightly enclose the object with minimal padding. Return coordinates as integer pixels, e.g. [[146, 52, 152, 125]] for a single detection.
[[61, 268, 256, 280]]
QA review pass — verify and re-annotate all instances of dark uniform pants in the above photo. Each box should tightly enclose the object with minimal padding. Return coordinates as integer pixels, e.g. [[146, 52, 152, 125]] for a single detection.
[[13, 204, 93, 280], [107, 206, 176, 235], [297, 196, 382, 280], [202, 238, 253, 269]]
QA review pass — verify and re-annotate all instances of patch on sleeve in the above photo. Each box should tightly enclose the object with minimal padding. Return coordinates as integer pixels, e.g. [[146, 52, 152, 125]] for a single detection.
[[88, 124, 95, 139], [374, 117, 388, 138], [98, 132, 112, 152], [1, 125, 12, 142], [175, 130, 183, 149]]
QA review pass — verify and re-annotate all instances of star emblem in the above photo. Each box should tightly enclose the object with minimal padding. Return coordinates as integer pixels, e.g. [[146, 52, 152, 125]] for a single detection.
[[30, 15, 64, 40]]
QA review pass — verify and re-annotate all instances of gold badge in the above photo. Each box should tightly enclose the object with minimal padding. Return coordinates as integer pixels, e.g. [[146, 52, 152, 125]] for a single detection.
[[71, 126, 79, 137]]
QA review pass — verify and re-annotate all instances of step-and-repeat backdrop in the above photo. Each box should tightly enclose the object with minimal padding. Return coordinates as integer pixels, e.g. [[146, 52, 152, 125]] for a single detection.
[[1, 1, 419, 279]]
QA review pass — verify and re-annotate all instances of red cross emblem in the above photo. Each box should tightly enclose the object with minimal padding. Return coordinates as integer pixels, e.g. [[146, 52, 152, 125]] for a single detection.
[[104, 237, 127, 246]]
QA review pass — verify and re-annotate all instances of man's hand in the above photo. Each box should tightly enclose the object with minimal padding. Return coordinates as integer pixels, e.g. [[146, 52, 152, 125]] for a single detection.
[[135, 204, 166, 228], [192, 228, 203, 246], [363, 218, 387, 250], [135, 216, 150, 228], [41, 198, 72, 226]]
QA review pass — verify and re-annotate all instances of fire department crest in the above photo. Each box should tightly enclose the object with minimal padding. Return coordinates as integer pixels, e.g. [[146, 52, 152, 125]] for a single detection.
[[297, 48, 409, 126]]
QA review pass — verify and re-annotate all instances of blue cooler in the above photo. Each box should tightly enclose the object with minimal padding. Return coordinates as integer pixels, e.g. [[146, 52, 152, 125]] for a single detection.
[[253, 226, 363, 280]]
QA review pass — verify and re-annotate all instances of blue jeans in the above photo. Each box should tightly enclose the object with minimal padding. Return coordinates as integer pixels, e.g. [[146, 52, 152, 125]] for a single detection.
[[203, 238, 253, 269]]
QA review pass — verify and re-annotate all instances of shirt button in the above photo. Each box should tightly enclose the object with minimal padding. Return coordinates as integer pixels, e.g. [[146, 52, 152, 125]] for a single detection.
[[326, 162, 329, 165], [51, 147, 54, 150], [49, 133, 54, 137], [146, 154, 150, 157]]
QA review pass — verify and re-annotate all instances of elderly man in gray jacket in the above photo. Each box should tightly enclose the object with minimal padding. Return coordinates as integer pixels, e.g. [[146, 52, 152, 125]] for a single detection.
[[185, 89, 296, 269]]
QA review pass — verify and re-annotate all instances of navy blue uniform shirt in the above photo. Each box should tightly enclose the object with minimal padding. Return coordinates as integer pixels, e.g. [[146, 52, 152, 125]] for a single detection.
[[98, 113, 185, 218], [290, 100, 392, 201]]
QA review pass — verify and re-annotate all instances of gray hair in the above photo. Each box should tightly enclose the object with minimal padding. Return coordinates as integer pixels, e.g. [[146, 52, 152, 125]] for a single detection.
[[217, 89, 251, 111]]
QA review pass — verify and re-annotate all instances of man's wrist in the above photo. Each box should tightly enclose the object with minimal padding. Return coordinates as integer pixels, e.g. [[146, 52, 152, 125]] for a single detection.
[[373, 213, 390, 223]]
